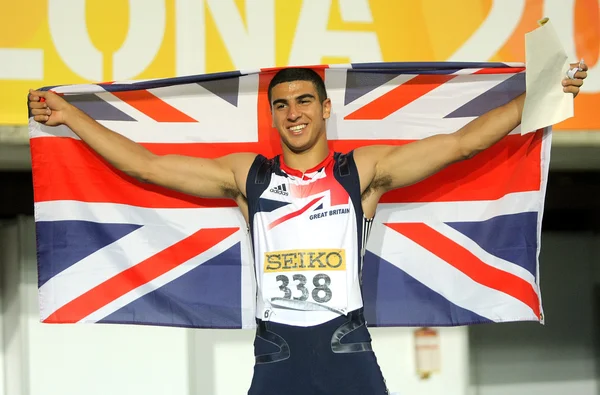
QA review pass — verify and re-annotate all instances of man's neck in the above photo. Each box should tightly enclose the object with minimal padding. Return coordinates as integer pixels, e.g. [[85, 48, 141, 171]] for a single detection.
[[281, 143, 330, 173]]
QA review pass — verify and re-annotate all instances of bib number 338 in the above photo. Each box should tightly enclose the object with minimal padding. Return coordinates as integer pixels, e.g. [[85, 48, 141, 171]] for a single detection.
[[276, 273, 332, 303], [263, 248, 348, 309]]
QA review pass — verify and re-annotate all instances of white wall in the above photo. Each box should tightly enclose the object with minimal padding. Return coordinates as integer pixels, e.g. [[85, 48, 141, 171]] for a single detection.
[[468, 232, 600, 395], [0, 216, 469, 395]]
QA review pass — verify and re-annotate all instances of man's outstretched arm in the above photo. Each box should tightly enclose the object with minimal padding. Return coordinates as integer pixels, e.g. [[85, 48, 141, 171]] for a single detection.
[[28, 89, 256, 201], [355, 64, 587, 201]]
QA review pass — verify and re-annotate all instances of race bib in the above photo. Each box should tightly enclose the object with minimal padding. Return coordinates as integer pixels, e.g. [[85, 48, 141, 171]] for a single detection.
[[262, 249, 348, 314]]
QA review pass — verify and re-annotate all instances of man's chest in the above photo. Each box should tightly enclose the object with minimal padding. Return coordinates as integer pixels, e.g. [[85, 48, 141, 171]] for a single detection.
[[254, 172, 353, 230]]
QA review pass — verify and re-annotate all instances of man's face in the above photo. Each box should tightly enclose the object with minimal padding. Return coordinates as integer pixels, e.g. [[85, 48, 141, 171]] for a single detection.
[[270, 80, 331, 153]]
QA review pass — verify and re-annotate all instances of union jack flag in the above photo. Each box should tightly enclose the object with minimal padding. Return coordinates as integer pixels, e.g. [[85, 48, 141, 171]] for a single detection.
[[28, 62, 547, 329]]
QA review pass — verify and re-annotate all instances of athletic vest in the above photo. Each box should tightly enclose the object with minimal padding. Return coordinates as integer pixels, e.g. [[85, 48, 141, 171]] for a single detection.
[[246, 150, 373, 327]]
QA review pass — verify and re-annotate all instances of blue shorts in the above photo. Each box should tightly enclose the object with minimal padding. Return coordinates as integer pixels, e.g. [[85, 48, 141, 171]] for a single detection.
[[248, 309, 389, 395]]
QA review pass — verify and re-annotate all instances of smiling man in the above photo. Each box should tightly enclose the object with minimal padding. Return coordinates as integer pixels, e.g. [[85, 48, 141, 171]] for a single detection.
[[28, 64, 587, 395]]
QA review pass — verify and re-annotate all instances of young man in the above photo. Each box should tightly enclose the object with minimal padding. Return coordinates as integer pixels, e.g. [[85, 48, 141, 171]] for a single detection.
[[29, 64, 587, 395]]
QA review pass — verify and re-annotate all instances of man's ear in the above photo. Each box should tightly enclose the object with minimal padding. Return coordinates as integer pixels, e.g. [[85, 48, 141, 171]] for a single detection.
[[322, 98, 332, 120]]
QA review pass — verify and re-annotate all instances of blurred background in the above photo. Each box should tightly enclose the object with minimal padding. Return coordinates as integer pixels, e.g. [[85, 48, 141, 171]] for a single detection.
[[0, 1, 598, 394]]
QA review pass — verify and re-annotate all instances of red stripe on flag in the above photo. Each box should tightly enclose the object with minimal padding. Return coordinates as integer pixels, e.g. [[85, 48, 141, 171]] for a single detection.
[[43, 227, 239, 324], [111, 90, 197, 123], [344, 74, 457, 120], [268, 196, 322, 230], [30, 137, 241, 208], [379, 131, 543, 202], [385, 222, 541, 318], [30, 130, 542, 207], [474, 67, 525, 74]]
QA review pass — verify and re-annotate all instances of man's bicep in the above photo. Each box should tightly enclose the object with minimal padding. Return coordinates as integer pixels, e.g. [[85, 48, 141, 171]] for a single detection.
[[147, 153, 254, 199], [372, 134, 463, 191]]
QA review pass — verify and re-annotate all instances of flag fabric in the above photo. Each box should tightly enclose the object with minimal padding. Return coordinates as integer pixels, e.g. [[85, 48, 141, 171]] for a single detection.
[[29, 62, 548, 329]]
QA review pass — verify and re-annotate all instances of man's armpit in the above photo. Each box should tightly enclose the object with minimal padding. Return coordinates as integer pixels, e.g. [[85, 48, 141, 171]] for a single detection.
[[361, 174, 392, 201], [220, 183, 241, 199]]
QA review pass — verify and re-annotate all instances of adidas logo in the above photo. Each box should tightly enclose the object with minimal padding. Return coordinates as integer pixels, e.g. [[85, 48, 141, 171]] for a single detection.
[[269, 184, 289, 196]]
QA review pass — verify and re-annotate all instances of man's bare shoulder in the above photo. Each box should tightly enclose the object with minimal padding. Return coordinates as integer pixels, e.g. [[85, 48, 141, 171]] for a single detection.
[[217, 152, 259, 171]]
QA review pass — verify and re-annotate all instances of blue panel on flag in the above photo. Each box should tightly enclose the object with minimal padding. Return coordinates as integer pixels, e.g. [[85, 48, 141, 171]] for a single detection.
[[198, 76, 239, 106], [344, 71, 400, 105], [98, 243, 242, 329], [444, 73, 525, 118], [362, 251, 493, 326], [446, 212, 538, 277], [63, 95, 136, 122], [37, 221, 141, 287]]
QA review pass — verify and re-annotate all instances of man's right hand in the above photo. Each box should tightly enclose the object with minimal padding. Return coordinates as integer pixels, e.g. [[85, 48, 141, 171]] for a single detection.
[[28, 89, 71, 126]]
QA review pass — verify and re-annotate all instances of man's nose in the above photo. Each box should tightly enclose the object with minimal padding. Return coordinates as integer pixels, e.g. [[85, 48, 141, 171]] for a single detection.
[[287, 104, 300, 121]]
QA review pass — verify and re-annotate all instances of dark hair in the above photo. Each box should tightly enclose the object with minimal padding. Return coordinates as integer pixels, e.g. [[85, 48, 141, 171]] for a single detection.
[[267, 68, 328, 105]]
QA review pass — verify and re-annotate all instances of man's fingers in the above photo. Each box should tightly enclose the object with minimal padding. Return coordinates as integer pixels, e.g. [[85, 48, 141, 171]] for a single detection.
[[563, 86, 579, 95], [34, 115, 49, 123], [563, 78, 583, 87], [28, 90, 40, 102], [29, 89, 50, 104], [28, 89, 50, 101], [31, 108, 50, 116], [575, 70, 587, 80], [29, 101, 47, 109]]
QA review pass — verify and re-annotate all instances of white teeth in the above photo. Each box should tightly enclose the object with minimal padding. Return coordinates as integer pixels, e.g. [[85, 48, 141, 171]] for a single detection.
[[289, 124, 306, 132]]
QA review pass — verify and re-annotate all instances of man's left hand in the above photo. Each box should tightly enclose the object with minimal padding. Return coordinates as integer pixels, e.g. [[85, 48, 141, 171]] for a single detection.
[[563, 61, 588, 98]]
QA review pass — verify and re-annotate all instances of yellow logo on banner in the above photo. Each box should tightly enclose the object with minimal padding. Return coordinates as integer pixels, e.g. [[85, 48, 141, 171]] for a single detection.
[[264, 249, 346, 272], [1, 0, 598, 128]]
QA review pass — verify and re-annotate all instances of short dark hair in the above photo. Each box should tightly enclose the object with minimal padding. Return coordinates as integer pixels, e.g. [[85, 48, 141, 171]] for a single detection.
[[267, 68, 328, 105]]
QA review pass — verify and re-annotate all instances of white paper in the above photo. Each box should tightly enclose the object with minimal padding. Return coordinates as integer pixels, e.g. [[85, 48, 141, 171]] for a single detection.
[[521, 19, 574, 134]]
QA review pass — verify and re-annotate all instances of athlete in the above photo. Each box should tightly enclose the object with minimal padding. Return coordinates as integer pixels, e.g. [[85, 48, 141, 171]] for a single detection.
[[28, 63, 587, 395]]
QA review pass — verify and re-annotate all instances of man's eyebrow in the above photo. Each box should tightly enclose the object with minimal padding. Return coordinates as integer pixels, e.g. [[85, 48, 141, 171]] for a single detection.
[[272, 98, 288, 106], [272, 93, 316, 106], [296, 93, 316, 101]]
